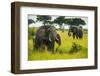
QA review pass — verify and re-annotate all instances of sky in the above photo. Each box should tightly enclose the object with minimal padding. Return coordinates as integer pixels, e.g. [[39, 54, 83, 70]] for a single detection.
[[28, 14, 88, 29]]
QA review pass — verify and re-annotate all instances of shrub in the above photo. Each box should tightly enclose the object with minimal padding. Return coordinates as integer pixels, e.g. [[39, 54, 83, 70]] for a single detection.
[[69, 42, 82, 54]]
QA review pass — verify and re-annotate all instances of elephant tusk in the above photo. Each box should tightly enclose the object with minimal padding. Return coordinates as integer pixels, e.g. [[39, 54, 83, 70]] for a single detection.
[[49, 36, 52, 42]]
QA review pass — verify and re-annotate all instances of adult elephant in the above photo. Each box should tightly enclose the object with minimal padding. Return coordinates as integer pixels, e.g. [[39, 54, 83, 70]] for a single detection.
[[68, 26, 83, 39], [34, 25, 61, 53]]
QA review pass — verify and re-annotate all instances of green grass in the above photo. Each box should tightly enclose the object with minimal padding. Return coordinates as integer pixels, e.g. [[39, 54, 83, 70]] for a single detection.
[[28, 30, 88, 61]]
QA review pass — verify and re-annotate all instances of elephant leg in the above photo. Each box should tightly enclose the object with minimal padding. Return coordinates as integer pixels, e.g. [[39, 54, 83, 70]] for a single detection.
[[80, 31, 83, 39], [47, 42, 55, 53], [39, 40, 46, 51], [76, 35, 79, 39], [76, 34, 79, 39], [77, 29, 83, 39], [34, 38, 44, 51], [73, 33, 75, 39], [34, 39, 39, 50], [34, 42, 41, 51]]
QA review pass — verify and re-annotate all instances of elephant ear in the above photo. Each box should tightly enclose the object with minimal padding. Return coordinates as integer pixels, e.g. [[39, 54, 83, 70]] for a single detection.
[[55, 34, 61, 46]]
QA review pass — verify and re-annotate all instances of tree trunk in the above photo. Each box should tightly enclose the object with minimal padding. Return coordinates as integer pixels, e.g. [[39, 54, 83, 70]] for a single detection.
[[61, 25, 64, 32], [62, 25, 64, 32]]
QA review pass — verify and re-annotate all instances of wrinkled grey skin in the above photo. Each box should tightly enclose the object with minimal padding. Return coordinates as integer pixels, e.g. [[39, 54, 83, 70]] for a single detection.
[[68, 26, 83, 39], [34, 26, 61, 53]]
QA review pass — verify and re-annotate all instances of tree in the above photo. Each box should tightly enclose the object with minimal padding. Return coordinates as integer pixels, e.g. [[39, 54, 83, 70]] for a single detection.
[[72, 18, 86, 26], [28, 19, 35, 25], [36, 15, 52, 26], [65, 18, 73, 26], [65, 18, 86, 27], [53, 16, 66, 32]]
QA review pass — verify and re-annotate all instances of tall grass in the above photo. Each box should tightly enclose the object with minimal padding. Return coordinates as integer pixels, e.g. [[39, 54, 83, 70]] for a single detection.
[[28, 29, 88, 61]]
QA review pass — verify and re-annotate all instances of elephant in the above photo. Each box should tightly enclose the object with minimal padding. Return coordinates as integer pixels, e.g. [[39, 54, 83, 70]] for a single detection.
[[68, 26, 83, 39], [34, 25, 61, 53]]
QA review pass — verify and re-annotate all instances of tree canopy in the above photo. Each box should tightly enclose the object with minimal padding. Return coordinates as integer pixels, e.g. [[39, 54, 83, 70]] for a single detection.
[[65, 18, 86, 26], [53, 16, 66, 31], [53, 16, 65, 26], [36, 15, 52, 26], [29, 15, 86, 31]]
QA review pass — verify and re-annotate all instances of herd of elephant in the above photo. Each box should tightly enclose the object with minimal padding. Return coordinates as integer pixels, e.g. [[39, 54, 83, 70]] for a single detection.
[[34, 25, 83, 53]]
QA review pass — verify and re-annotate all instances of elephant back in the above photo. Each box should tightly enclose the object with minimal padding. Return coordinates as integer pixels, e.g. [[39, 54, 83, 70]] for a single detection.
[[35, 25, 56, 40]]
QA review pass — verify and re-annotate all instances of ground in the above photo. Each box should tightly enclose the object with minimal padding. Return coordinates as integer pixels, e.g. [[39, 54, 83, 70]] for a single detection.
[[28, 30, 88, 61]]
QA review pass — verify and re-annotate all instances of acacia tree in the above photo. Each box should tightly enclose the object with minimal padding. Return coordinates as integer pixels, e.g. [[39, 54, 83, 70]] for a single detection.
[[53, 16, 66, 32], [65, 18, 86, 27], [36, 15, 52, 26]]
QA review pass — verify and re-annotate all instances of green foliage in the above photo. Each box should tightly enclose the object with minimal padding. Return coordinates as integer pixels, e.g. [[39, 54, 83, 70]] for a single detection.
[[53, 17, 86, 32], [53, 16, 66, 31], [69, 42, 82, 54], [65, 18, 86, 26], [53, 16, 65, 25], [36, 15, 52, 25], [65, 18, 73, 25], [34, 15, 86, 32]]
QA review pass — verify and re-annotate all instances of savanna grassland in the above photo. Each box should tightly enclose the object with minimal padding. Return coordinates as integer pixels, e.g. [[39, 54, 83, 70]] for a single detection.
[[28, 27, 88, 61]]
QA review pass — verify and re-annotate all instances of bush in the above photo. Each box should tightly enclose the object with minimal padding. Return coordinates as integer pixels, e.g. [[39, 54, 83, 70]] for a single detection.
[[69, 42, 82, 54]]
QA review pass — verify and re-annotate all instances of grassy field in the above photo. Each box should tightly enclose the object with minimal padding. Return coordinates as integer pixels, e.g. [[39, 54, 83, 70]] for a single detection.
[[28, 30, 88, 61]]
